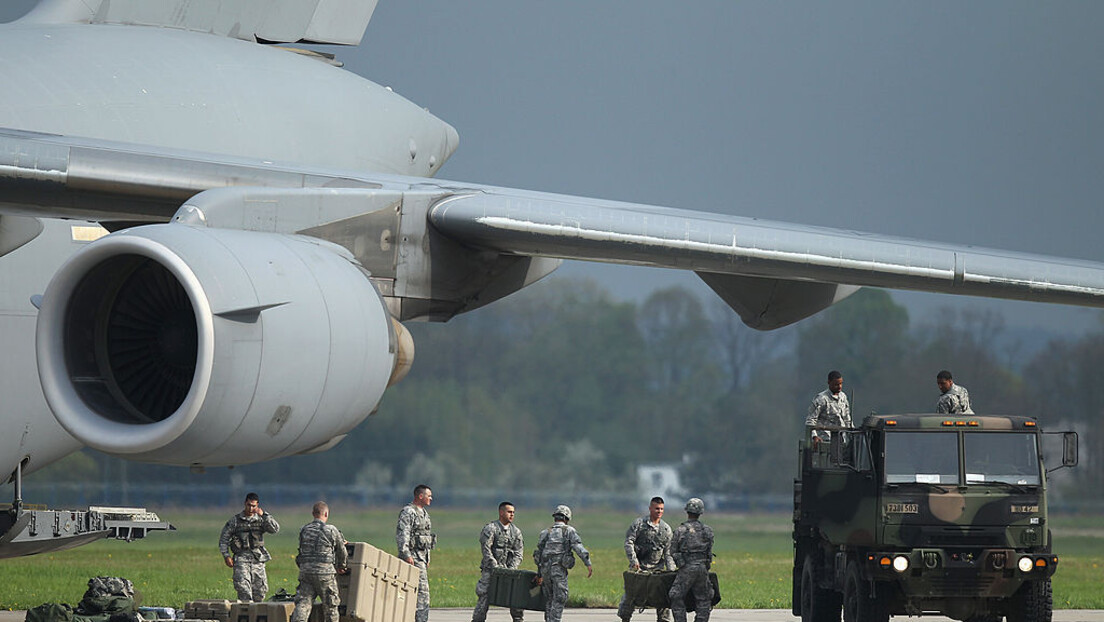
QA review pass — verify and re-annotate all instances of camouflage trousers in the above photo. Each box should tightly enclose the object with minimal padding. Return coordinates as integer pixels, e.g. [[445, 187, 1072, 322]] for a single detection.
[[538, 565, 569, 622], [472, 568, 523, 622], [413, 560, 430, 622], [668, 565, 711, 622], [232, 560, 268, 602], [617, 593, 672, 622], [290, 572, 340, 622]]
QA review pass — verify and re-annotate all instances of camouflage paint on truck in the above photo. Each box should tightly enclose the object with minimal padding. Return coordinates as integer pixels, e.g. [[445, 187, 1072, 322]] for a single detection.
[[792, 414, 1077, 622]]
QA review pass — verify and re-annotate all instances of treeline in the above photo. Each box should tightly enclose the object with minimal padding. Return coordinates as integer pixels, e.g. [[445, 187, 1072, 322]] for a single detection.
[[33, 278, 1103, 500]]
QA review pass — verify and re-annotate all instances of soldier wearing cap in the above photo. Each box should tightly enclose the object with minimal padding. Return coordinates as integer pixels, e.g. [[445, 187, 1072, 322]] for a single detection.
[[219, 492, 280, 601], [397, 484, 436, 622], [668, 498, 714, 622], [290, 501, 348, 622], [472, 501, 525, 622], [533, 505, 592, 622], [618, 496, 675, 622]]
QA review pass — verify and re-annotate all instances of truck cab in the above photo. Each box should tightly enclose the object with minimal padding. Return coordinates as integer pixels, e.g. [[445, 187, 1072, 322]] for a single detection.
[[792, 414, 1077, 622]]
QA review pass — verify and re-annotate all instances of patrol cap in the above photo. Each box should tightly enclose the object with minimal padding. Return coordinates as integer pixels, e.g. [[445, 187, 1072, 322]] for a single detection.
[[685, 498, 705, 515], [553, 504, 572, 521]]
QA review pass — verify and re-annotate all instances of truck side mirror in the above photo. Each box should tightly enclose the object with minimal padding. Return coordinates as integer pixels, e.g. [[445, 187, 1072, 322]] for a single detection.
[[1062, 431, 1078, 468]]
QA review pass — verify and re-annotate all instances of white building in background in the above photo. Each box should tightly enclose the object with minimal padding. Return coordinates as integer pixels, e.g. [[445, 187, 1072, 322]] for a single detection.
[[636, 464, 686, 509]]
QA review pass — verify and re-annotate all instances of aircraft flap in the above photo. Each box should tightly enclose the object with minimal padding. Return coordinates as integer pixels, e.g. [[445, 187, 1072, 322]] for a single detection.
[[18, 0, 379, 45]]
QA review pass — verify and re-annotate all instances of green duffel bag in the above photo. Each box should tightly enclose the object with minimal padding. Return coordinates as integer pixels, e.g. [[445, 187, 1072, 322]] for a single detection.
[[25, 603, 74, 622]]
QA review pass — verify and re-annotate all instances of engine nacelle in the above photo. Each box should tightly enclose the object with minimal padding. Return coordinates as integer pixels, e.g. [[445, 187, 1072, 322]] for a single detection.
[[36, 223, 401, 467]]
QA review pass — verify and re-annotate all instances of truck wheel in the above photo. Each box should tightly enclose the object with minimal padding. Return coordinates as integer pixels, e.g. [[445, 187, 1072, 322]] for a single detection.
[[801, 554, 841, 622], [1007, 579, 1052, 622], [843, 562, 888, 622]]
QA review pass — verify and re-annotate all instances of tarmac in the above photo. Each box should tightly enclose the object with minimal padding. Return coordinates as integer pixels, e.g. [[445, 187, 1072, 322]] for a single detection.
[[5, 609, 1104, 622]]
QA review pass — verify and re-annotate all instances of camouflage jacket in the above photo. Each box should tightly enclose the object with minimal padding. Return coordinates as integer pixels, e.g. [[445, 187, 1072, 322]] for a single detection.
[[295, 518, 348, 575], [480, 520, 524, 571], [624, 516, 674, 570], [806, 389, 851, 441], [396, 503, 434, 564], [937, 383, 974, 414], [534, 522, 590, 572], [219, 511, 280, 562], [671, 519, 713, 568]]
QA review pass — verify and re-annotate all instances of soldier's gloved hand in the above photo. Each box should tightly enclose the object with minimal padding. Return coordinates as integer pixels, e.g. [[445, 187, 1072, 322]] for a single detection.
[[224, 556, 234, 568], [586, 566, 593, 578], [630, 563, 640, 571]]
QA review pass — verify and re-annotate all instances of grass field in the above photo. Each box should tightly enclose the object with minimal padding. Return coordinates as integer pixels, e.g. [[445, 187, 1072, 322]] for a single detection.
[[1, 508, 1101, 611]]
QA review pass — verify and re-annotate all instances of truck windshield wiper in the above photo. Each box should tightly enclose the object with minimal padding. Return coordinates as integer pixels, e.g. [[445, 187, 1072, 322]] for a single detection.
[[971, 480, 1036, 494], [888, 481, 951, 494]]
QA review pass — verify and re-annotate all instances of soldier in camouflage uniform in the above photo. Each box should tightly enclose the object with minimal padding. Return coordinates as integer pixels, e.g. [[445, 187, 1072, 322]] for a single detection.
[[936, 369, 974, 414], [618, 497, 675, 622], [533, 505, 592, 622], [290, 502, 348, 622], [805, 370, 851, 443], [219, 492, 280, 601], [397, 484, 436, 622], [668, 498, 713, 622], [472, 501, 525, 622]]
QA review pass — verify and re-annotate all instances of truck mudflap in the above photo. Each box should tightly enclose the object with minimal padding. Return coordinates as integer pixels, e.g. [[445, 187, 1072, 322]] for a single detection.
[[862, 549, 1058, 598]]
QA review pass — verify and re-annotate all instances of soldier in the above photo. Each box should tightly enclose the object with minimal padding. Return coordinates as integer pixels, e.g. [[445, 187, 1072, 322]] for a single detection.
[[618, 497, 675, 622], [218, 492, 280, 602], [936, 370, 974, 414], [805, 370, 851, 443], [668, 498, 714, 622], [533, 505, 592, 622], [397, 484, 436, 622], [472, 501, 525, 622], [290, 502, 348, 622]]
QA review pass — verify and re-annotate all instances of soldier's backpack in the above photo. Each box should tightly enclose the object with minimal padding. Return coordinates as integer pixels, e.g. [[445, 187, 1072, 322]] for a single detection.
[[25, 603, 74, 622], [540, 525, 575, 569]]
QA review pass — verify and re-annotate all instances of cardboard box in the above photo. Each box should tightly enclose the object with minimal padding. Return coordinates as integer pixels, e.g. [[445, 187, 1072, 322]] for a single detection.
[[487, 569, 545, 611]]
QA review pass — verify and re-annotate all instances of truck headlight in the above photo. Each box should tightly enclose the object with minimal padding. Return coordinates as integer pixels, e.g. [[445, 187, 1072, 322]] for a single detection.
[[893, 555, 910, 572], [1018, 556, 1034, 572]]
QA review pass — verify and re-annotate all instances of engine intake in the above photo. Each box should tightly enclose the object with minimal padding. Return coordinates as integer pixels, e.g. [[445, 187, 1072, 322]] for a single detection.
[[37, 223, 401, 467]]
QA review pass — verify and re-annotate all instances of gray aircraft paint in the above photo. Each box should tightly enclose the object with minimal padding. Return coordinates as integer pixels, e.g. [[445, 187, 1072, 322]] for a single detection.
[[1, 1, 1104, 489]]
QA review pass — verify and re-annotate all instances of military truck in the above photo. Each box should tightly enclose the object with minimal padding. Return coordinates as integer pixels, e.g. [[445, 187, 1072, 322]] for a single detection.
[[792, 414, 1078, 622]]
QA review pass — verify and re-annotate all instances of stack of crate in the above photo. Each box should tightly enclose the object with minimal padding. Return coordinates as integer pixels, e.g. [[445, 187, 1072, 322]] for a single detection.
[[308, 541, 420, 622], [229, 602, 296, 622], [183, 600, 237, 622]]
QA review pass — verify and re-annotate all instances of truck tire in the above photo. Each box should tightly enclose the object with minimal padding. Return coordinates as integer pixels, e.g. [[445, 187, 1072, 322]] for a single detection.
[[1007, 579, 1052, 622], [843, 562, 888, 622], [801, 554, 841, 622]]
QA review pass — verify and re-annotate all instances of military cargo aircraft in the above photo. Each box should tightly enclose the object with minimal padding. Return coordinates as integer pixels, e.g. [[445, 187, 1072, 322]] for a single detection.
[[1, 0, 1103, 555]]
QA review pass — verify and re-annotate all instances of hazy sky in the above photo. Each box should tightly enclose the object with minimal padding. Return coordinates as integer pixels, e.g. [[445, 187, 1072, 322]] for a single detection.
[[4, 1, 1104, 335]]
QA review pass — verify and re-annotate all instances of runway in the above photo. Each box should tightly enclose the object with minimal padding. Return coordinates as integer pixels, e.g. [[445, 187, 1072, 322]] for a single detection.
[[6, 608, 1104, 622]]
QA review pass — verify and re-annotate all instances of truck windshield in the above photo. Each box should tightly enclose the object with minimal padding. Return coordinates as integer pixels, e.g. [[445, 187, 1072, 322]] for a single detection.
[[964, 432, 1041, 486], [884, 431, 959, 485]]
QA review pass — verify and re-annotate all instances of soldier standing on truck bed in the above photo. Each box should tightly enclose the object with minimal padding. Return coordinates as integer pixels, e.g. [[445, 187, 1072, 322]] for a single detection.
[[219, 492, 280, 602], [618, 496, 675, 622], [805, 370, 851, 443], [936, 370, 974, 414], [472, 501, 525, 622], [668, 498, 714, 622], [534, 505, 592, 622], [291, 501, 348, 622], [397, 484, 436, 622]]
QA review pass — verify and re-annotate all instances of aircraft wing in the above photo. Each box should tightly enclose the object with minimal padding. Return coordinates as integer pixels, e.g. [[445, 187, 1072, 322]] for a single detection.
[[4, 127, 1104, 329]]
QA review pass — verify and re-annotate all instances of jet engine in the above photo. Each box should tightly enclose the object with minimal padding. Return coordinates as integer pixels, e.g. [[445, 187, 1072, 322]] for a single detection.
[[36, 223, 407, 467]]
